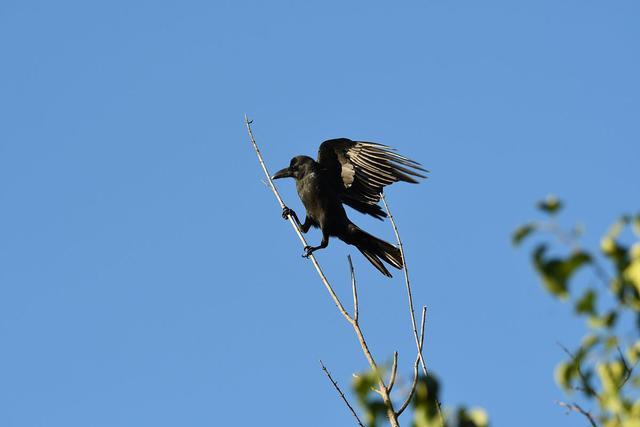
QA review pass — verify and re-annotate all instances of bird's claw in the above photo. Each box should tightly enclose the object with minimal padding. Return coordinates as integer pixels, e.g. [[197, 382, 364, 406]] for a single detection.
[[302, 245, 313, 258], [282, 206, 293, 220]]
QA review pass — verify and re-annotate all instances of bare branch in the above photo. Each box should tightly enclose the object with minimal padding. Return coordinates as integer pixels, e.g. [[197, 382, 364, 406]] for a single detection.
[[397, 307, 426, 417], [245, 117, 399, 427], [382, 194, 444, 425], [380, 194, 426, 374], [388, 351, 399, 392], [348, 255, 359, 322], [349, 316, 399, 426], [556, 401, 598, 427], [243, 115, 286, 210], [397, 354, 420, 416], [419, 306, 426, 351], [320, 360, 367, 427]]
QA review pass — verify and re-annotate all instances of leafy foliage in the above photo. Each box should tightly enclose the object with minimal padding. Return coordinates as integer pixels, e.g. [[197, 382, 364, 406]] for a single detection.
[[342, 196, 639, 427], [352, 368, 389, 427], [411, 376, 488, 427], [352, 371, 489, 427], [532, 245, 591, 298], [537, 194, 563, 215], [514, 198, 640, 427]]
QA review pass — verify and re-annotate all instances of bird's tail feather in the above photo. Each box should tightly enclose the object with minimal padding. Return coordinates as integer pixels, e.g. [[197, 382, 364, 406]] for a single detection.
[[349, 225, 403, 277]]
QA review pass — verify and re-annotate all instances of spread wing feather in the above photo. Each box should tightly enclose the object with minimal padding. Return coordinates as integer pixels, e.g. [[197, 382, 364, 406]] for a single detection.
[[317, 138, 427, 219]]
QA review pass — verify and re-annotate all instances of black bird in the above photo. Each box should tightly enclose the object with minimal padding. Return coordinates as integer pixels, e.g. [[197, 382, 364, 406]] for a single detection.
[[272, 138, 427, 277]]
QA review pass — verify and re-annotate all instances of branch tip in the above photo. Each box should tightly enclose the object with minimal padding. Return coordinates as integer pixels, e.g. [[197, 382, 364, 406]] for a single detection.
[[388, 351, 399, 392]]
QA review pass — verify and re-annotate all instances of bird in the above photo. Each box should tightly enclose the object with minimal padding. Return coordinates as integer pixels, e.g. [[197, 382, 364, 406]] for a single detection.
[[271, 138, 427, 277]]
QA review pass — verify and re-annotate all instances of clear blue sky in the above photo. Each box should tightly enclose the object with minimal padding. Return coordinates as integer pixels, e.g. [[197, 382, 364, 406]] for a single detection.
[[1, 1, 638, 426]]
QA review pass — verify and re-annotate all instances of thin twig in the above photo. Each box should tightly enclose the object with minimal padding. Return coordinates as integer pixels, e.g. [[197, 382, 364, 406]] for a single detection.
[[381, 194, 444, 424], [346, 282, 400, 427], [244, 117, 399, 427], [397, 307, 427, 416], [320, 360, 367, 427], [397, 355, 420, 416], [349, 255, 359, 322], [556, 401, 598, 427], [621, 359, 639, 389], [388, 351, 399, 392], [557, 342, 597, 396], [616, 344, 638, 389], [380, 194, 426, 374]]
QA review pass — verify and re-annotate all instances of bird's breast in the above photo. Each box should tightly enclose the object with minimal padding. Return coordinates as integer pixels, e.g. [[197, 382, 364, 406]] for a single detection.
[[296, 172, 344, 227], [297, 174, 322, 208]]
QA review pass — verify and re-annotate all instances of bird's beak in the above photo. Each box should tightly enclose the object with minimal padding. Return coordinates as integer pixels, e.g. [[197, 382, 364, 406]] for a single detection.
[[272, 167, 293, 180]]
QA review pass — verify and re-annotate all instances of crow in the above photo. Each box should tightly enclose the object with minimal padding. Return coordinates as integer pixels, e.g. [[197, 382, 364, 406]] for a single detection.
[[272, 138, 426, 277]]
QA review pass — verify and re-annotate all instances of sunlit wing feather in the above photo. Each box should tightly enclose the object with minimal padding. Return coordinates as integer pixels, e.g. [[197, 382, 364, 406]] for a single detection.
[[317, 138, 427, 216]]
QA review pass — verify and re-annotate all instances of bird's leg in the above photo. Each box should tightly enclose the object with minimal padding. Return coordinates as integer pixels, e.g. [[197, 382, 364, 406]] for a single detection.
[[300, 216, 312, 233], [302, 230, 329, 258]]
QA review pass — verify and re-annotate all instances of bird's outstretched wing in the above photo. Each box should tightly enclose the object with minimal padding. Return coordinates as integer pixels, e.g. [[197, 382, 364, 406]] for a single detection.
[[317, 138, 427, 219]]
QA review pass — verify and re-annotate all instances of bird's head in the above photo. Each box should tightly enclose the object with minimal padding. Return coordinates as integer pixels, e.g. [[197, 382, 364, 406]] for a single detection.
[[272, 156, 316, 181]]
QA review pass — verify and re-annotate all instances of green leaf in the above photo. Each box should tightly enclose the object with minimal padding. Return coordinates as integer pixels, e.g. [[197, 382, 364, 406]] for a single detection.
[[537, 195, 563, 215], [413, 375, 442, 427], [454, 407, 490, 427], [575, 289, 597, 315], [627, 339, 640, 364], [581, 334, 599, 349], [564, 251, 592, 276], [352, 370, 378, 402], [555, 362, 573, 389], [467, 408, 489, 427], [532, 245, 591, 299], [588, 310, 618, 329], [598, 361, 625, 393], [352, 369, 386, 427], [512, 223, 536, 246], [533, 245, 568, 298], [625, 246, 640, 295], [604, 335, 618, 350], [601, 216, 632, 265]]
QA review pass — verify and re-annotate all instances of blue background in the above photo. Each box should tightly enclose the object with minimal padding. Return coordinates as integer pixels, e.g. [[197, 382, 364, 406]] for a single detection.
[[1, 1, 638, 426]]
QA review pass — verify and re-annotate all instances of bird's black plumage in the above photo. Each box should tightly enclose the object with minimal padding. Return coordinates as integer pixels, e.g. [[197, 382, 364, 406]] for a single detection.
[[272, 138, 427, 277]]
